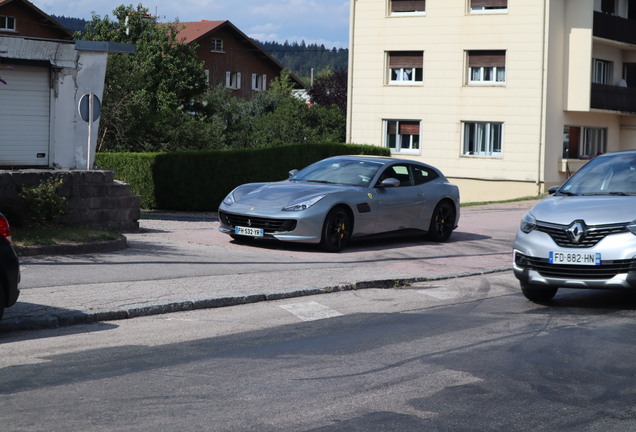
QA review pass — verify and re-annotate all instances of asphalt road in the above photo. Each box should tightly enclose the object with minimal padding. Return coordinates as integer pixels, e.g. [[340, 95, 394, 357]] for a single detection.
[[3, 271, 636, 431]]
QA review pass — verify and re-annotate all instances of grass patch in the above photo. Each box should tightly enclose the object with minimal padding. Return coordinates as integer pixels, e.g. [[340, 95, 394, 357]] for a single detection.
[[462, 195, 546, 207], [12, 227, 121, 247]]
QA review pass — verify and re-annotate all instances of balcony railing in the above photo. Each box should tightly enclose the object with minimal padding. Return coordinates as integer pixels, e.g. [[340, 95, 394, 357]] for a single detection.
[[593, 11, 636, 45], [591, 83, 636, 113]]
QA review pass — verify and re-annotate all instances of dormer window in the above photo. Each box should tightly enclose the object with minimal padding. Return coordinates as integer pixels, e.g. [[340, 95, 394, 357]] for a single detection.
[[0, 16, 16, 31], [211, 39, 224, 52]]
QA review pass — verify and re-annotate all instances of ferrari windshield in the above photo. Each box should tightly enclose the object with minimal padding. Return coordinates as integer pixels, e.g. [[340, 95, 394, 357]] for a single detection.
[[291, 158, 384, 187], [559, 152, 636, 196]]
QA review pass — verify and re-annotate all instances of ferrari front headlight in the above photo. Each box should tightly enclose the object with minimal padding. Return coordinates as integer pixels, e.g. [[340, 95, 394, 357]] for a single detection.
[[222, 191, 236, 205], [282, 195, 325, 211]]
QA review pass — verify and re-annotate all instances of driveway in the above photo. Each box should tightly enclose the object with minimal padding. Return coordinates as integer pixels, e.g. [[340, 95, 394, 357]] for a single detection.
[[1, 200, 536, 331]]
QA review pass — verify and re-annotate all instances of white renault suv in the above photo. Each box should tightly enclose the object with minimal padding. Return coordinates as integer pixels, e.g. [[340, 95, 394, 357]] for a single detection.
[[513, 150, 636, 302]]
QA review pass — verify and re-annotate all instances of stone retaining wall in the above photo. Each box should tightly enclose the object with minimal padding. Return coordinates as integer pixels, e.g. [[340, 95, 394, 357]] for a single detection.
[[0, 170, 140, 232]]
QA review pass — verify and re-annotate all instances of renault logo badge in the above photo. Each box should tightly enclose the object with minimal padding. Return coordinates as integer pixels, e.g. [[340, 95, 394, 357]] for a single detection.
[[566, 221, 587, 243]]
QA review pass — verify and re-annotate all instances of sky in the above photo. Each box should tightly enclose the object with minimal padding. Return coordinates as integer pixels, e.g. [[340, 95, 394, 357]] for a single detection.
[[36, 0, 351, 48]]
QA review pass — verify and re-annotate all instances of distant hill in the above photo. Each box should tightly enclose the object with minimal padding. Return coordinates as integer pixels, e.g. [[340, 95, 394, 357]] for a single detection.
[[50, 15, 348, 82], [255, 40, 348, 83], [51, 15, 87, 34]]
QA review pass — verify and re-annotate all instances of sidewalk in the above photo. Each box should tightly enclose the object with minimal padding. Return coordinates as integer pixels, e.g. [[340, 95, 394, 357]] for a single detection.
[[0, 200, 537, 332]]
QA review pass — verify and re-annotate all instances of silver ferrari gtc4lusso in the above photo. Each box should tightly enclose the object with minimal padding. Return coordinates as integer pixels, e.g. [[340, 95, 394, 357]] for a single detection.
[[513, 150, 636, 302], [218, 155, 460, 252]]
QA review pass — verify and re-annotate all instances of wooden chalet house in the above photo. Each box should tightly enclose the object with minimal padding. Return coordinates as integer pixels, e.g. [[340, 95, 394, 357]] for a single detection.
[[174, 20, 305, 99], [0, 0, 71, 40]]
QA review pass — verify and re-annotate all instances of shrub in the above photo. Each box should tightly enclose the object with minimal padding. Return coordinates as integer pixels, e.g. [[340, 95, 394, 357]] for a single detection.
[[96, 143, 389, 211], [18, 177, 68, 227]]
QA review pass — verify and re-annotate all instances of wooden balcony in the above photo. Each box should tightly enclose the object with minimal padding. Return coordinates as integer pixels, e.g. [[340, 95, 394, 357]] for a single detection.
[[591, 83, 636, 114], [593, 11, 636, 45]]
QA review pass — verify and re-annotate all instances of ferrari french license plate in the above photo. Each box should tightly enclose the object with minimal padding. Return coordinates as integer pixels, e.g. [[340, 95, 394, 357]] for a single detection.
[[549, 251, 601, 265], [235, 226, 264, 237]]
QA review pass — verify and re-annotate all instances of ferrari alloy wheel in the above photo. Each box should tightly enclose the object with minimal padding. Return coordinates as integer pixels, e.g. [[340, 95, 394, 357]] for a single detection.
[[428, 200, 455, 242], [320, 206, 352, 252]]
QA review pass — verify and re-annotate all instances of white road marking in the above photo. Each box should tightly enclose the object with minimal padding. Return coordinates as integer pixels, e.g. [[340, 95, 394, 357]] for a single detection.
[[280, 301, 343, 321], [417, 287, 461, 300]]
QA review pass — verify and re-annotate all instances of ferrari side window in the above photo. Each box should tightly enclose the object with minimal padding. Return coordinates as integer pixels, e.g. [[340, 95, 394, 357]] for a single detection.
[[412, 165, 439, 185], [389, 165, 413, 186]]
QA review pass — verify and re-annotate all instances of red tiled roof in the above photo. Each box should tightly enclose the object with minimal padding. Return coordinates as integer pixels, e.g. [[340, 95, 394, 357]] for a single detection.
[[163, 19, 306, 89], [171, 20, 227, 44]]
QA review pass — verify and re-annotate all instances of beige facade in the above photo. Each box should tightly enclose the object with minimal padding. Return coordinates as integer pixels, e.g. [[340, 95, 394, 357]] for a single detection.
[[347, 0, 636, 203]]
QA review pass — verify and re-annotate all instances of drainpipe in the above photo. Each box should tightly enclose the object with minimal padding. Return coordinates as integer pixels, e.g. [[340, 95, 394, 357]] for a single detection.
[[346, 0, 356, 143], [537, 0, 548, 195]]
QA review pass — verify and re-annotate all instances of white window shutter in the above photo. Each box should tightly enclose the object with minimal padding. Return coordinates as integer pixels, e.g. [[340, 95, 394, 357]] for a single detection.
[[252, 73, 257, 90], [225, 71, 231, 88], [263, 75, 267, 91], [237, 72, 242, 89]]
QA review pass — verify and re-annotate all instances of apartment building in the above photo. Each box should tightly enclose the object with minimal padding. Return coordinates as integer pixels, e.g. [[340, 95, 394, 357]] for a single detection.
[[347, 0, 636, 202]]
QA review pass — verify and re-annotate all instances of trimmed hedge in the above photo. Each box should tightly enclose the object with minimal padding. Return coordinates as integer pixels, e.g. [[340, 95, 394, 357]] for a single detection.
[[95, 143, 390, 211]]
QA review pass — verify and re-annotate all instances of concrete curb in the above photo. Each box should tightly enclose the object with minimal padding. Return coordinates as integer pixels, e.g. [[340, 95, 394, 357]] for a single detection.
[[15, 235, 128, 257], [0, 266, 511, 332]]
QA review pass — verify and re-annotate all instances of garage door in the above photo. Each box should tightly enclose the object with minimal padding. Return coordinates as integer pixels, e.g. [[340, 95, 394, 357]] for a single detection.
[[0, 65, 50, 166]]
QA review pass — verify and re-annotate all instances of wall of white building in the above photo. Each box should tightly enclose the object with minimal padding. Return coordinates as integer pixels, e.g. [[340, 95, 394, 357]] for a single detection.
[[348, 0, 636, 202], [348, 1, 552, 202], [0, 36, 108, 170]]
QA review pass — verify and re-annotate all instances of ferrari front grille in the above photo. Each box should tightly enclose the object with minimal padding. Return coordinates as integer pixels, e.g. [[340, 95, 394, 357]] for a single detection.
[[219, 211, 297, 232]]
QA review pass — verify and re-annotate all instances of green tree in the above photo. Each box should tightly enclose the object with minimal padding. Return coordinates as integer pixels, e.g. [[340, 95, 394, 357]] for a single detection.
[[308, 68, 348, 114], [79, 7, 345, 152], [247, 71, 346, 146], [78, 4, 209, 152]]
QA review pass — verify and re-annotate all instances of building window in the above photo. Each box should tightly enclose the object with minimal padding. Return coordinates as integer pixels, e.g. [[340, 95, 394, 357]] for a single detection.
[[388, 51, 423, 84], [601, 0, 616, 14], [470, 0, 507, 12], [0, 15, 16, 31], [390, 0, 426, 14], [225, 71, 241, 90], [462, 121, 503, 157], [467, 50, 505, 84], [385, 120, 420, 153], [563, 126, 607, 159], [593, 59, 613, 84], [252, 74, 267, 91], [211, 39, 224, 52]]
